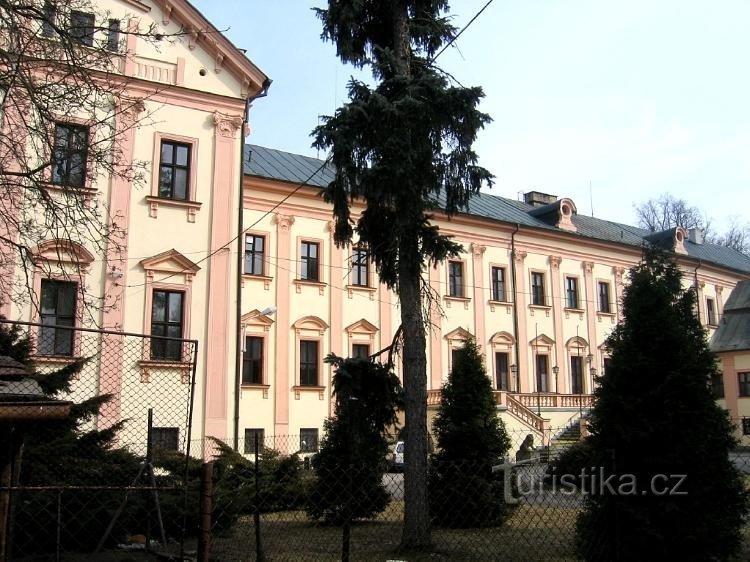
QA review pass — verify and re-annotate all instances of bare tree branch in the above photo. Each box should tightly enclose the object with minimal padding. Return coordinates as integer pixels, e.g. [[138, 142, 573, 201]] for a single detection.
[[0, 0, 192, 313]]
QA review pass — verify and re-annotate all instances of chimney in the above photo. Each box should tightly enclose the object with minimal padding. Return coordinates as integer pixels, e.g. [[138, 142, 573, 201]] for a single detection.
[[523, 191, 558, 207], [688, 228, 703, 245]]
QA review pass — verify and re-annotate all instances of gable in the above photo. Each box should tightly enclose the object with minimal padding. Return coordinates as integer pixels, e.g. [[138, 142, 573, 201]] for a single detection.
[[444, 327, 474, 341], [345, 319, 379, 336], [530, 334, 555, 348], [140, 249, 200, 282], [146, 0, 268, 96], [241, 309, 275, 329]]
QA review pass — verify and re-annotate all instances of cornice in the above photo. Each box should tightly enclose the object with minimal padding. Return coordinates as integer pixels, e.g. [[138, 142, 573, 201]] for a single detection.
[[151, 0, 268, 95]]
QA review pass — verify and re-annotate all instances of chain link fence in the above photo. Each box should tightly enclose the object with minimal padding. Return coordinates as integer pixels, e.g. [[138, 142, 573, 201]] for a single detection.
[[199, 429, 749, 561], [0, 318, 198, 560], [3, 316, 750, 561]]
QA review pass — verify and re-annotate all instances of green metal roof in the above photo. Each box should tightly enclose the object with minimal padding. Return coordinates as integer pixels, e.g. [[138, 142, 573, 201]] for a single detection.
[[710, 281, 750, 353], [245, 144, 750, 275]]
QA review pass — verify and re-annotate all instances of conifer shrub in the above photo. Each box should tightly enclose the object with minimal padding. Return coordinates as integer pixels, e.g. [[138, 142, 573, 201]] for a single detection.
[[428, 338, 512, 527], [306, 355, 401, 524], [576, 250, 748, 560]]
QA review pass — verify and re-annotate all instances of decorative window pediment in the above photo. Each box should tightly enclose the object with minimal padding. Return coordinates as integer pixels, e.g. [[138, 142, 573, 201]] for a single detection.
[[140, 249, 200, 283], [445, 327, 474, 342], [293, 316, 328, 336], [345, 318, 378, 340], [33, 239, 94, 270], [530, 334, 555, 349], [489, 331, 515, 346], [241, 309, 275, 330], [565, 336, 589, 351]]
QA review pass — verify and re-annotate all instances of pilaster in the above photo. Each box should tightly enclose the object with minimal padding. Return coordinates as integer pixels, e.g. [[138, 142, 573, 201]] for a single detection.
[[273, 213, 294, 440], [204, 111, 243, 441]]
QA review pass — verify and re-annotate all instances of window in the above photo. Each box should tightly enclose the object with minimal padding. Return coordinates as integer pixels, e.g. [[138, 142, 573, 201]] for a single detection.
[[495, 352, 509, 391], [739, 373, 750, 397], [105, 19, 120, 51], [300, 428, 319, 452], [52, 123, 88, 187], [242, 336, 263, 384], [571, 355, 584, 394], [598, 282, 611, 313], [603, 357, 612, 376], [743, 419, 750, 436], [244, 428, 265, 454], [531, 272, 545, 306], [536, 354, 549, 393], [710, 372, 724, 400], [150, 427, 179, 452], [159, 141, 191, 200], [244, 235, 265, 275], [299, 340, 319, 386], [300, 241, 319, 281], [491, 267, 506, 302], [69, 11, 95, 47], [39, 279, 77, 356], [150, 290, 184, 360], [351, 247, 369, 287], [706, 298, 717, 325], [352, 343, 370, 359], [42, 2, 56, 37], [448, 261, 464, 297], [565, 277, 579, 309]]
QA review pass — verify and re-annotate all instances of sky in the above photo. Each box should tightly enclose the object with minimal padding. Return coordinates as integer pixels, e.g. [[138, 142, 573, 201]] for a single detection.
[[193, 0, 750, 234]]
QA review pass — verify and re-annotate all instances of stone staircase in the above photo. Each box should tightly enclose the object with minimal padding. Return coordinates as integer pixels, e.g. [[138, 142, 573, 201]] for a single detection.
[[549, 410, 591, 458]]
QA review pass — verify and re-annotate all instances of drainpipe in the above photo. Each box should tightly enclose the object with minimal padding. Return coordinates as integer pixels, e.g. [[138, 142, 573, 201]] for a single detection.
[[510, 223, 521, 393], [233, 78, 272, 452], [693, 259, 703, 323]]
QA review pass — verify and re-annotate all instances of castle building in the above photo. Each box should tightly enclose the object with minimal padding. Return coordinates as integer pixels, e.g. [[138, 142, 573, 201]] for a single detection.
[[239, 145, 750, 450]]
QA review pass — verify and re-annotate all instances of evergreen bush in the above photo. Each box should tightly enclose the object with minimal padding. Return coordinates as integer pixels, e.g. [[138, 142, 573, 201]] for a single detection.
[[306, 355, 401, 524], [576, 250, 748, 560], [428, 338, 512, 527]]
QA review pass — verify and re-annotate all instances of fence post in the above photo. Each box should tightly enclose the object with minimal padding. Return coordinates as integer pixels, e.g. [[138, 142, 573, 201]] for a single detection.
[[198, 461, 214, 562], [254, 433, 264, 562], [341, 463, 351, 562]]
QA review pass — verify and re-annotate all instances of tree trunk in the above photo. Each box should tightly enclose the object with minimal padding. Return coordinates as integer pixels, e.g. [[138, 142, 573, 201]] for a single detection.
[[398, 250, 432, 549], [391, 2, 431, 549]]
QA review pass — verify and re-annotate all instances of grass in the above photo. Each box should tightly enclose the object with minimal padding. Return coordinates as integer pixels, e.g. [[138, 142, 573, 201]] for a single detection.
[[209, 501, 582, 561]]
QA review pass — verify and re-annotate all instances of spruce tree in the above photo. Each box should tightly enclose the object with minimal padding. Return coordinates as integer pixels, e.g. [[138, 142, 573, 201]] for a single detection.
[[429, 338, 511, 527], [314, 1, 493, 546], [0, 321, 144, 553], [577, 250, 748, 560]]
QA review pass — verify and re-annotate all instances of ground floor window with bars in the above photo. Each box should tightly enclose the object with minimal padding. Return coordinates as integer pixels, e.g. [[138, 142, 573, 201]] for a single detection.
[[300, 428, 319, 452], [244, 428, 265, 454], [150, 427, 179, 452]]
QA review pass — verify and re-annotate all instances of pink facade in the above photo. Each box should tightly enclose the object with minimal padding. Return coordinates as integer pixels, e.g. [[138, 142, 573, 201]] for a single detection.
[[237, 148, 750, 447]]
